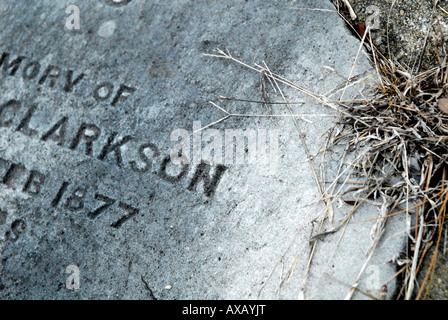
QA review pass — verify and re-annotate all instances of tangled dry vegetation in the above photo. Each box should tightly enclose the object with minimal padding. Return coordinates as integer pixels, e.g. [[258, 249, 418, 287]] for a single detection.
[[331, 0, 448, 300]]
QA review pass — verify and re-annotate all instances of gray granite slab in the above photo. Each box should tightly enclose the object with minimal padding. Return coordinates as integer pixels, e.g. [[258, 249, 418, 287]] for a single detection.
[[0, 0, 406, 299]]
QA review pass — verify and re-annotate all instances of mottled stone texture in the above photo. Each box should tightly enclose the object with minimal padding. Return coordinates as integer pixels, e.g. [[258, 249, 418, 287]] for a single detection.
[[0, 0, 405, 299], [349, 0, 448, 70]]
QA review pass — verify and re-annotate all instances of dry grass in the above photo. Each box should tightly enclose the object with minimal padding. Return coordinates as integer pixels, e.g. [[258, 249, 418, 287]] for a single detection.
[[330, 0, 448, 300]]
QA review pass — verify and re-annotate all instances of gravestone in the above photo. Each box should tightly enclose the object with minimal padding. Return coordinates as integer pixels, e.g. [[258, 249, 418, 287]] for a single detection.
[[0, 0, 407, 299]]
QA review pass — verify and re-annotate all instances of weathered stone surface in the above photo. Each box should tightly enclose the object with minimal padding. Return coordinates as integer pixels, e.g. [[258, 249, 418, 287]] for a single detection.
[[0, 0, 406, 299], [348, 0, 448, 70]]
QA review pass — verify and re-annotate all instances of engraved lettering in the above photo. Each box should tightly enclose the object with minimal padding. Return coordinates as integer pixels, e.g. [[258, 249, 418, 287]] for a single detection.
[[69, 123, 101, 156], [63, 70, 85, 92], [65, 186, 87, 211], [130, 142, 160, 173], [188, 162, 228, 198], [0, 52, 25, 76], [158, 155, 189, 183], [41, 116, 68, 146], [111, 201, 139, 229], [88, 193, 115, 220], [16, 104, 38, 137], [0, 100, 21, 127], [111, 83, 136, 106], [38, 65, 62, 88], [93, 82, 114, 101], [5, 219, 26, 243], [0, 210, 6, 225], [51, 180, 69, 207], [22, 169, 46, 196], [2, 163, 26, 190], [97, 132, 133, 167], [22, 61, 41, 80]]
